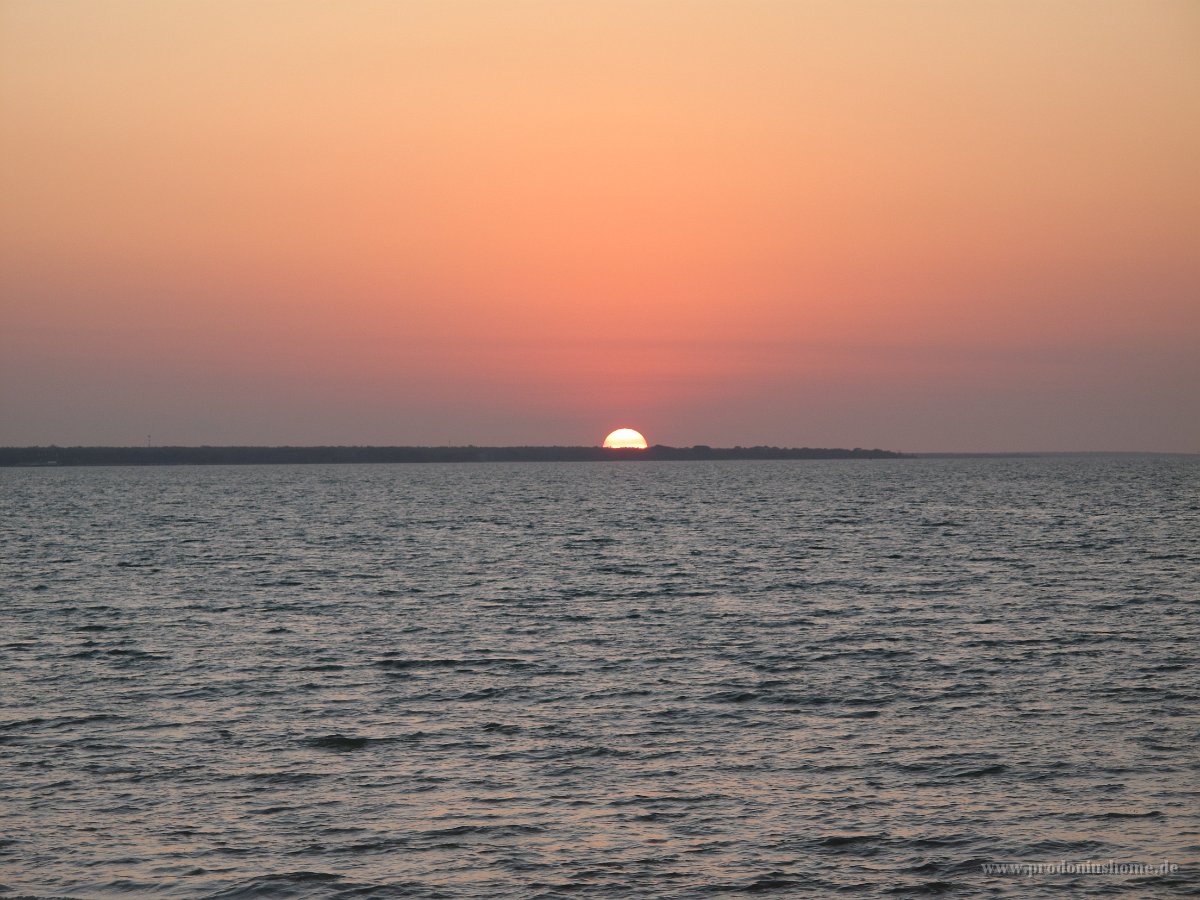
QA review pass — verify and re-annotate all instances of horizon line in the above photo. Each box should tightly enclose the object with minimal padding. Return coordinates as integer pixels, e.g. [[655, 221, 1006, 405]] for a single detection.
[[1, 444, 1196, 456]]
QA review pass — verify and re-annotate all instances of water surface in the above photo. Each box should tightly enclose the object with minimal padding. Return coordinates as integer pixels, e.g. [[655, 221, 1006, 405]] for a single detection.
[[2, 458, 1197, 896]]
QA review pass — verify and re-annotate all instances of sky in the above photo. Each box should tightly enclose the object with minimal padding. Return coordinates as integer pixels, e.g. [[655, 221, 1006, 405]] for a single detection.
[[1, 0, 1197, 451]]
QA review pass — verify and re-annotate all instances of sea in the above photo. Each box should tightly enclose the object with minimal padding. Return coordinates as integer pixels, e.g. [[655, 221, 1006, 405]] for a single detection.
[[1, 456, 1197, 898]]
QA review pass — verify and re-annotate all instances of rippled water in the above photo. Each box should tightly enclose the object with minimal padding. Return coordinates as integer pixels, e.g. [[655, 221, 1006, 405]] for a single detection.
[[2, 458, 1197, 897]]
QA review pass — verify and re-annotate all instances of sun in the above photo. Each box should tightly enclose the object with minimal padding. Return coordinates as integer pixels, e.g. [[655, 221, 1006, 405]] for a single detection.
[[603, 428, 648, 449]]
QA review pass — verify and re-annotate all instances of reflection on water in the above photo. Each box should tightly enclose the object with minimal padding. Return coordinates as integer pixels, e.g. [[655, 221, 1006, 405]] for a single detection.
[[1, 457, 1197, 897]]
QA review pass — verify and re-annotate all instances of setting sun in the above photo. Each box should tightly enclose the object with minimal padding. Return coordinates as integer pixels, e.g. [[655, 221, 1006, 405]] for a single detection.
[[602, 428, 648, 450]]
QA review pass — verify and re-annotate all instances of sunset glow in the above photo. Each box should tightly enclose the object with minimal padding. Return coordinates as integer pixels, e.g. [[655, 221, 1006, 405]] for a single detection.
[[1, 1, 1197, 450]]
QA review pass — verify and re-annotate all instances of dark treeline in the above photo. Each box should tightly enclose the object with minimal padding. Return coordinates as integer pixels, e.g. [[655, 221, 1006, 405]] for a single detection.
[[0, 445, 903, 466]]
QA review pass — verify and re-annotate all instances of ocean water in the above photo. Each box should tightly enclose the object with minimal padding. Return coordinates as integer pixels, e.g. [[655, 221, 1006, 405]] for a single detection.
[[1, 457, 1197, 898]]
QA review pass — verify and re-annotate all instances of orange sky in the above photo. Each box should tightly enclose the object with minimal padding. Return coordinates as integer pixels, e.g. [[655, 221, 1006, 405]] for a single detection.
[[2, 0, 1197, 450]]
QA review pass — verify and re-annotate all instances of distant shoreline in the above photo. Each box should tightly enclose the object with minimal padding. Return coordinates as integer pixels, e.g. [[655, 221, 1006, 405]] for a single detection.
[[0, 445, 904, 466]]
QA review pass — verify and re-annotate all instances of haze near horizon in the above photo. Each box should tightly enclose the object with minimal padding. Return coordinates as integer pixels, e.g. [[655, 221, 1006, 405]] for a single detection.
[[2, 1, 1197, 452]]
